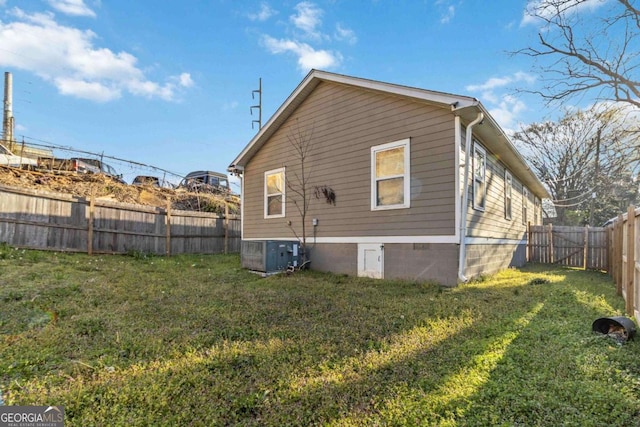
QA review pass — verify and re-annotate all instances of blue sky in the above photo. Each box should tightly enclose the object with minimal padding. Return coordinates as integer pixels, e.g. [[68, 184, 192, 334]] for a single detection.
[[0, 0, 603, 186]]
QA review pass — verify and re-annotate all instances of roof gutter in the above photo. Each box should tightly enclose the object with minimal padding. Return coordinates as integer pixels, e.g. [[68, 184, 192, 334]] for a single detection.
[[458, 111, 484, 283], [228, 164, 244, 176]]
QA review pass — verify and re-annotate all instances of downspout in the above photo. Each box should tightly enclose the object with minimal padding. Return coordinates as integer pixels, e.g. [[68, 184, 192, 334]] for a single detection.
[[458, 112, 484, 283]]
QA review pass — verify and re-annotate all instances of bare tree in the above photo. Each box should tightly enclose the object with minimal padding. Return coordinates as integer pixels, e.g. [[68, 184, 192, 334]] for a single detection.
[[513, 105, 639, 225], [285, 121, 314, 264], [517, 0, 640, 108]]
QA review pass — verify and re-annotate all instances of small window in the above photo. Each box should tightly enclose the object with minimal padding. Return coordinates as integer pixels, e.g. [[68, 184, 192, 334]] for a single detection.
[[371, 139, 410, 210], [534, 197, 540, 224], [522, 188, 529, 225], [504, 171, 512, 220], [473, 143, 486, 211], [264, 168, 285, 218]]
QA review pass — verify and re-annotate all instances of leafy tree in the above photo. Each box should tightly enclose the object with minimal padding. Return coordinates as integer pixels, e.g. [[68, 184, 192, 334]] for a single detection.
[[518, 0, 640, 109], [513, 105, 639, 225]]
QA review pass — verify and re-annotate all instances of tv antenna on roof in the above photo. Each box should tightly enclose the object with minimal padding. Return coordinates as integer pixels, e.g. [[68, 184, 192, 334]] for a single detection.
[[251, 78, 262, 131]]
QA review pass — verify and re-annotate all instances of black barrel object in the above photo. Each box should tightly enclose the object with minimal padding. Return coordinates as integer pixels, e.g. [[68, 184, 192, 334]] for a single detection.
[[592, 316, 636, 342]]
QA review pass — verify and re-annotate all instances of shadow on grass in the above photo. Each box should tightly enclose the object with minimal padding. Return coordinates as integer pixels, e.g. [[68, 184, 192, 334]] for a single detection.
[[3, 257, 639, 426], [449, 267, 640, 427]]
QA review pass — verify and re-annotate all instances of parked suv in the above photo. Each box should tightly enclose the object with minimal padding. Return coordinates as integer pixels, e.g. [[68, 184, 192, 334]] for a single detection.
[[179, 171, 230, 194], [76, 158, 125, 183]]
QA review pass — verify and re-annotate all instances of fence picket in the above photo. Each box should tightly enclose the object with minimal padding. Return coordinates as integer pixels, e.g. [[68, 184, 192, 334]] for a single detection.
[[626, 206, 635, 315]]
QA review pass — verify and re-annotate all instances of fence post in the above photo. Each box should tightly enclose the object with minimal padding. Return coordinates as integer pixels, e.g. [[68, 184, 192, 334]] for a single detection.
[[626, 205, 635, 316], [165, 199, 171, 257], [87, 191, 95, 255], [224, 201, 229, 254], [583, 226, 589, 270], [606, 226, 612, 274], [527, 221, 531, 262], [616, 214, 624, 294], [547, 223, 554, 264]]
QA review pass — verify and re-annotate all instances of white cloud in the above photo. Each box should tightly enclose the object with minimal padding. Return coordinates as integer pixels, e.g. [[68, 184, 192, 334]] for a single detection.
[[256, 2, 351, 72], [466, 77, 511, 93], [248, 2, 277, 21], [466, 72, 536, 92], [261, 35, 342, 72], [55, 77, 120, 102], [176, 73, 194, 88], [434, 0, 456, 24], [290, 1, 323, 39], [466, 72, 537, 130], [335, 23, 357, 45], [127, 79, 173, 100], [0, 8, 192, 102], [46, 0, 96, 17], [440, 5, 455, 24], [521, 0, 607, 26], [489, 95, 528, 131]]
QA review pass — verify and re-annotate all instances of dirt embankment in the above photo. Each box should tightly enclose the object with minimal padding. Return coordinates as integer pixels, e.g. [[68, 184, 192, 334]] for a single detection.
[[0, 166, 240, 215]]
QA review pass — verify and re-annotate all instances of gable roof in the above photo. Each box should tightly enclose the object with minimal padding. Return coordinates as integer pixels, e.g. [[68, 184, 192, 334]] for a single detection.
[[229, 69, 550, 199]]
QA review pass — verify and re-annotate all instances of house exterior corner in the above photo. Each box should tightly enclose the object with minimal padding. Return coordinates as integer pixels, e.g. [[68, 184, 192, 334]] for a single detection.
[[229, 70, 549, 285]]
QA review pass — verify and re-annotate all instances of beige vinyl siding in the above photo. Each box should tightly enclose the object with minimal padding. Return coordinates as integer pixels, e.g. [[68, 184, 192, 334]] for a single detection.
[[242, 81, 457, 240], [458, 136, 539, 281], [463, 139, 539, 240]]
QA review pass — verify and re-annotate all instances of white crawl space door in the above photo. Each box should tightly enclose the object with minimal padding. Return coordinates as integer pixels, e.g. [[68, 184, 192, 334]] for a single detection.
[[357, 243, 384, 279]]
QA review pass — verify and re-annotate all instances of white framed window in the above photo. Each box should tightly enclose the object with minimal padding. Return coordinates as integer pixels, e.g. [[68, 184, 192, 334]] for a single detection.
[[473, 143, 486, 211], [264, 168, 285, 218], [504, 170, 512, 220], [371, 139, 411, 210], [522, 188, 529, 225]]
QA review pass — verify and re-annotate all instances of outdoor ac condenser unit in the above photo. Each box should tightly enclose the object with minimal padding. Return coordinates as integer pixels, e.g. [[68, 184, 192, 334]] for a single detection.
[[241, 240, 299, 273]]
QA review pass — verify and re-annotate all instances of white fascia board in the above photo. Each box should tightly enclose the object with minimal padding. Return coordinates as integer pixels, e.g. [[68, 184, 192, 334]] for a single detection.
[[314, 70, 478, 109]]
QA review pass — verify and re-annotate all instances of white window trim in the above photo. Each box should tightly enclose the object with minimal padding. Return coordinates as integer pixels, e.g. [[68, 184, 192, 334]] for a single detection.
[[371, 138, 411, 211], [505, 170, 513, 220], [264, 167, 285, 219], [473, 143, 486, 211]]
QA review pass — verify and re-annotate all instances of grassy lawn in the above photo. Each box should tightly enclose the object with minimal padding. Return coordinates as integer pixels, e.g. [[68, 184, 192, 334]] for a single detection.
[[1, 246, 639, 426]]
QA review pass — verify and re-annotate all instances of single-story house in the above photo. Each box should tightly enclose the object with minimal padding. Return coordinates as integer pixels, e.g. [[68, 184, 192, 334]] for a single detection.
[[229, 70, 550, 285]]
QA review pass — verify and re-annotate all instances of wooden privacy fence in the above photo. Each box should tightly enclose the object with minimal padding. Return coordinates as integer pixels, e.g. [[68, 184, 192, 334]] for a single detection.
[[0, 184, 241, 255], [528, 224, 609, 270], [607, 206, 639, 320], [529, 209, 640, 321]]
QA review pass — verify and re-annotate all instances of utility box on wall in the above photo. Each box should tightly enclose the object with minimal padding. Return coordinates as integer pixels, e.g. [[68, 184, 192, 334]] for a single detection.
[[241, 240, 299, 273]]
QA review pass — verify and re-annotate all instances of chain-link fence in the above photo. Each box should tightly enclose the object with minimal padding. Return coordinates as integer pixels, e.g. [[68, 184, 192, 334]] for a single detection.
[[4, 137, 186, 188]]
